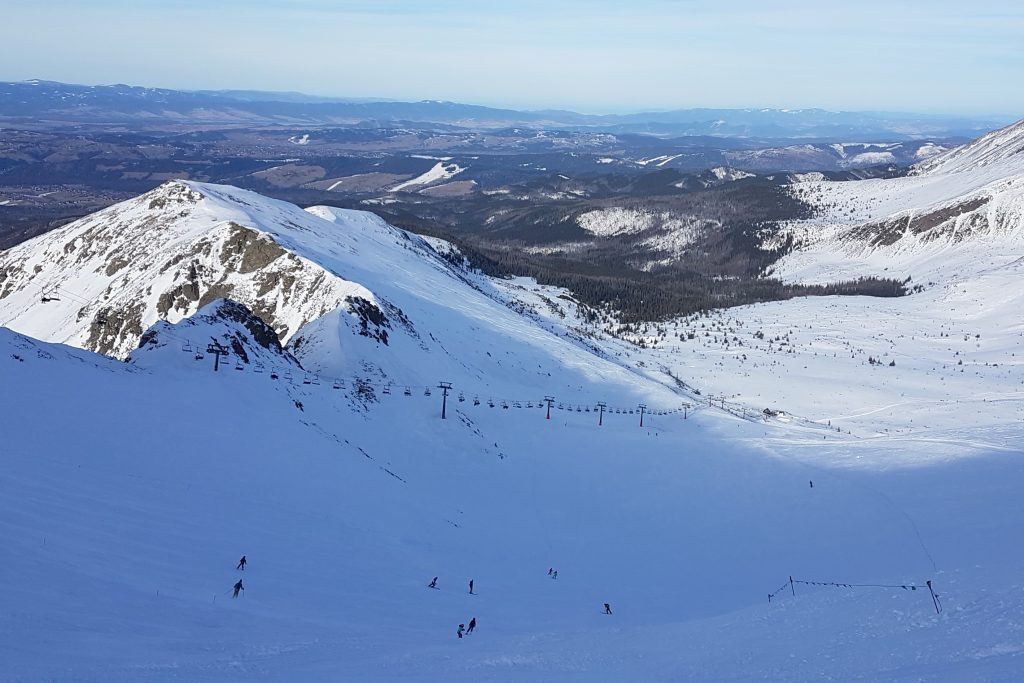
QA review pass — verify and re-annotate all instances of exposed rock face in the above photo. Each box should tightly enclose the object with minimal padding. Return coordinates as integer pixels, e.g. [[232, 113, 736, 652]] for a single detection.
[[846, 196, 992, 248], [133, 298, 302, 369]]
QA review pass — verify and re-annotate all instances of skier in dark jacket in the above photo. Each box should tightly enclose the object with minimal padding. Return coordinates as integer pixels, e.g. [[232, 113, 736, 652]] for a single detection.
[[428, 576, 438, 589], [467, 617, 476, 634], [468, 579, 474, 594], [604, 603, 612, 615], [457, 623, 465, 639], [233, 580, 244, 598], [237, 555, 247, 570]]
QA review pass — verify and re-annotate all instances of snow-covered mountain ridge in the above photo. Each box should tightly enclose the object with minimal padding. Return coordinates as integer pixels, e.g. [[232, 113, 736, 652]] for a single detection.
[[0, 179, 691, 408], [772, 118, 1024, 285], [0, 180, 392, 358]]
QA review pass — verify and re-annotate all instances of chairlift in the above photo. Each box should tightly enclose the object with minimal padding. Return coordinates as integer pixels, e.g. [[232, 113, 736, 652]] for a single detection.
[[284, 371, 293, 382], [254, 364, 264, 374], [458, 392, 465, 403], [473, 396, 480, 406], [270, 370, 279, 380], [576, 406, 582, 412], [514, 401, 521, 408], [488, 398, 495, 408], [235, 360, 244, 371], [501, 401, 509, 409], [333, 379, 342, 389], [404, 386, 412, 396], [424, 387, 432, 397], [527, 402, 534, 409], [182, 341, 193, 353], [194, 352, 205, 361], [312, 376, 321, 386], [383, 384, 392, 395], [585, 407, 591, 413], [303, 375, 312, 385]]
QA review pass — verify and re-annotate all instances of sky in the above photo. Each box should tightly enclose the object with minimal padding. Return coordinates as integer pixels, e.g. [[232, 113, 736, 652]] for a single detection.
[[3, 0, 1022, 115]]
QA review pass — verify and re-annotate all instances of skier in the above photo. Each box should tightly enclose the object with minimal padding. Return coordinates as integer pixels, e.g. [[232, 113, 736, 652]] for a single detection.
[[233, 580, 244, 598], [468, 579, 474, 594], [552, 570, 558, 580], [548, 567, 553, 576], [604, 603, 612, 615], [457, 623, 465, 639], [428, 576, 438, 589], [467, 617, 476, 634], [236, 555, 247, 570], [809, 480, 814, 488]]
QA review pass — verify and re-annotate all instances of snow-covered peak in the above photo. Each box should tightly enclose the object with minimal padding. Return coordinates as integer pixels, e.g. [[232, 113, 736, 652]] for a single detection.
[[0, 180, 400, 358]]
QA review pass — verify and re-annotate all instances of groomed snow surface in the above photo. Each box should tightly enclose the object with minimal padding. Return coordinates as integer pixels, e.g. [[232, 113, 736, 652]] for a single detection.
[[3, 322, 1024, 682]]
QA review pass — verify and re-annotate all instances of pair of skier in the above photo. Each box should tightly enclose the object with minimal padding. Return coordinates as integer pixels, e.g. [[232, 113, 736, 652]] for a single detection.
[[547, 568, 558, 579], [426, 577, 473, 593], [457, 617, 477, 638], [232, 556, 247, 597]]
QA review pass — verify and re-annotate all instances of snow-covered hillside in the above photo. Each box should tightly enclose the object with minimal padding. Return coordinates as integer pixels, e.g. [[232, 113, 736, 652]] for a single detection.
[[4, 306, 1024, 681], [773, 118, 1024, 286]]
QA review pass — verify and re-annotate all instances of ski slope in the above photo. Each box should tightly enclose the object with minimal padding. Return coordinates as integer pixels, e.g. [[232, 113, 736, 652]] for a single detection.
[[3, 317, 1024, 681]]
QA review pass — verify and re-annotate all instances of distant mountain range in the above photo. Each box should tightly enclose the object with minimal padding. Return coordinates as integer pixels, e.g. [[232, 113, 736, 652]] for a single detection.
[[0, 79, 1012, 140]]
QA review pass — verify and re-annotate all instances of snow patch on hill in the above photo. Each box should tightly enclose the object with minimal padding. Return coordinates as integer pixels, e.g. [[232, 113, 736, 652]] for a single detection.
[[391, 162, 465, 191]]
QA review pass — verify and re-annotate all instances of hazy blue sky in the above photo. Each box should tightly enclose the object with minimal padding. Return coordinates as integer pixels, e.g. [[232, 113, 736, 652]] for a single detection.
[[3, 0, 1021, 115]]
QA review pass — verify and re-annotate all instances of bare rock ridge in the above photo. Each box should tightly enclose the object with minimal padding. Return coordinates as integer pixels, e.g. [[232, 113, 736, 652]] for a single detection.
[[133, 298, 301, 369]]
